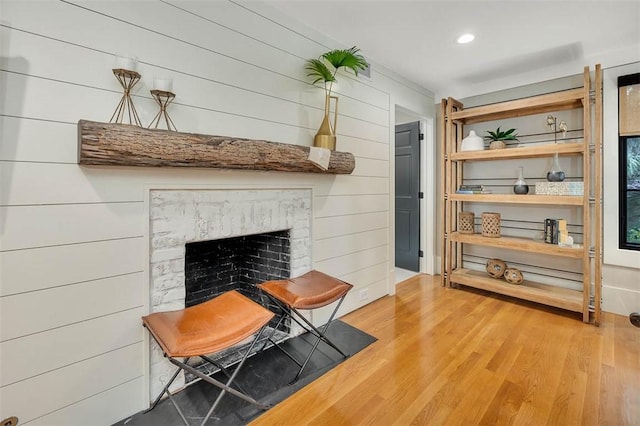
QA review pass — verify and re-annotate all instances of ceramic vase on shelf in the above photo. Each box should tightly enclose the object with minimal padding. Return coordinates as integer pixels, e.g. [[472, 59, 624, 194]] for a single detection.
[[460, 130, 484, 151], [546, 153, 566, 182], [513, 166, 529, 194], [313, 94, 338, 150]]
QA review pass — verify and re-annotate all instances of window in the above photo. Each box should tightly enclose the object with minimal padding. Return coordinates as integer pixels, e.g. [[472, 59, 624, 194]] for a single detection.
[[620, 136, 640, 249], [618, 73, 640, 251]]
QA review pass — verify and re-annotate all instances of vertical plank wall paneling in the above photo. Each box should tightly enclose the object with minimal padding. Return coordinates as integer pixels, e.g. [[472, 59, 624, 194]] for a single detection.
[[0, 0, 434, 423]]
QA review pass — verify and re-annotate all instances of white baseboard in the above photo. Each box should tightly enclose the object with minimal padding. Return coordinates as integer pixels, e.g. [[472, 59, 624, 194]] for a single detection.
[[602, 284, 640, 316]]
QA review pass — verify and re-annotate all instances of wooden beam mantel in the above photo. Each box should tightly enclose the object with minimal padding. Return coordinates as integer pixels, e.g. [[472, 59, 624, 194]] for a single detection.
[[78, 120, 355, 174]]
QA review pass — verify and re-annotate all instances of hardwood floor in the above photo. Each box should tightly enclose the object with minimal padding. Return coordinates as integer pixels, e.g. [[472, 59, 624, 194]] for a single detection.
[[250, 274, 640, 425]]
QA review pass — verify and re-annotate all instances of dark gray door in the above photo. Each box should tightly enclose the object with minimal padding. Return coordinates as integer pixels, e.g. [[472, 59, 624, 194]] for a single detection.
[[395, 121, 421, 272]]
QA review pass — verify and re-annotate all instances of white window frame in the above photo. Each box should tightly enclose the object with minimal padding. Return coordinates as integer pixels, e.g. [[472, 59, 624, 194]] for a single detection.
[[603, 62, 640, 267]]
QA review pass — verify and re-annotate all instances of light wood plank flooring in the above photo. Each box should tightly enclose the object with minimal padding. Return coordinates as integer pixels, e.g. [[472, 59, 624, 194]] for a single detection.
[[250, 274, 639, 425]]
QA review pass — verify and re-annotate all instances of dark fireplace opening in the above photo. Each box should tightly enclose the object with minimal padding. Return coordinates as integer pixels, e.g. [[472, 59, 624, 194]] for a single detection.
[[185, 229, 291, 330], [183, 230, 292, 381]]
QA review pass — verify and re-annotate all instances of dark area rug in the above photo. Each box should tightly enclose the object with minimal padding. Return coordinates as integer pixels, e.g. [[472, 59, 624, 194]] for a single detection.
[[115, 320, 376, 425]]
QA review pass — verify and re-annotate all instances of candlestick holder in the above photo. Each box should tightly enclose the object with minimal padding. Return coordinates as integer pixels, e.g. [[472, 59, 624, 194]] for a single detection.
[[148, 89, 177, 131], [545, 115, 567, 182], [110, 69, 143, 126]]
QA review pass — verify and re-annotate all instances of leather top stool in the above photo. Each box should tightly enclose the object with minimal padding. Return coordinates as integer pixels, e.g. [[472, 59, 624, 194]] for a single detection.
[[142, 290, 274, 425], [258, 270, 353, 382]]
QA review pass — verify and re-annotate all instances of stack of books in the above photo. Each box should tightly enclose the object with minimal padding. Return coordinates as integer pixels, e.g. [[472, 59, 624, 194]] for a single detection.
[[456, 185, 492, 194], [544, 218, 568, 245]]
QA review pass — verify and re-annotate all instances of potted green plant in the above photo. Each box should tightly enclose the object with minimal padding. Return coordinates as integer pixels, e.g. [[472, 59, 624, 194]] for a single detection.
[[484, 126, 518, 150], [305, 46, 369, 150]]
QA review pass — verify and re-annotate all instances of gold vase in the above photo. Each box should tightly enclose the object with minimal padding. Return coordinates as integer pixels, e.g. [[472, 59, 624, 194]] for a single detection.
[[314, 94, 338, 150]]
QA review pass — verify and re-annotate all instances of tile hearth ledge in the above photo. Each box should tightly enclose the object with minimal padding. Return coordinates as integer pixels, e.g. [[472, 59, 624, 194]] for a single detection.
[[77, 120, 355, 174]]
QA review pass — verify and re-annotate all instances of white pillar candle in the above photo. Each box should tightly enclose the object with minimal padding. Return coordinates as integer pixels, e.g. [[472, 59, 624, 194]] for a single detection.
[[153, 77, 173, 92], [115, 54, 138, 71]]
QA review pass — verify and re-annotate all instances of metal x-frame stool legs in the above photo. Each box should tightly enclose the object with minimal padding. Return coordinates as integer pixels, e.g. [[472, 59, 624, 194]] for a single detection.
[[142, 290, 274, 425], [258, 270, 354, 383], [146, 325, 270, 425], [264, 293, 349, 383]]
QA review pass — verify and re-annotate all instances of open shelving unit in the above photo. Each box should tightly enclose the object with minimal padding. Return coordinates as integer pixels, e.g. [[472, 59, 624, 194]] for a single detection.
[[440, 65, 602, 324]]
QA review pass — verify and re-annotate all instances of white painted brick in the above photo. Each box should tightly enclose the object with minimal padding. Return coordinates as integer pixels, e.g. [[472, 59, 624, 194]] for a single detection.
[[291, 238, 310, 259], [290, 227, 310, 239], [150, 360, 185, 398], [291, 265, 312, 278], [153, 301, 184, 313], [151, 234, 185, 251], [162, 287, 185, 306], [149, 340, 166, 366], [153, 273, 184, 292], [150, 259, 183, 278], [150, 247, 185, 263]]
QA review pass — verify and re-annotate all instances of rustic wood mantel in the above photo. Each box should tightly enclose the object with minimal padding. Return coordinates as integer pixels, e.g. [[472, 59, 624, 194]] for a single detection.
[[77, 120, 355, 174]]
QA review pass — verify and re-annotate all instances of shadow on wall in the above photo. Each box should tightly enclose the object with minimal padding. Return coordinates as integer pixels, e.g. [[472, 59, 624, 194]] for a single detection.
[[0, 43, 29, 232]]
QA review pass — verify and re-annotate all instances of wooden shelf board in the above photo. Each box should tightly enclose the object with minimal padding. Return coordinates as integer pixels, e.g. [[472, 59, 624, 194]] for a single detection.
[[77, 120, 355, 174], [450, 142, 585, 161], [450, 232, 584, 258], [450, 268, 583, 312], [449, 193, 584, 205], [450, 88, 585, 124]]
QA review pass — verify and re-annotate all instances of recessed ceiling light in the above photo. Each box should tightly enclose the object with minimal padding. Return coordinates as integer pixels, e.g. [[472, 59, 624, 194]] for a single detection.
[[457, 34, 475, 44]]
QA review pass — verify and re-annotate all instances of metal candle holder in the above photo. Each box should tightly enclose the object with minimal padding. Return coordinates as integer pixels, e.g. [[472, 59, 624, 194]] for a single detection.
[[148, 90, 177, 131], [110, 69, 142, 126]]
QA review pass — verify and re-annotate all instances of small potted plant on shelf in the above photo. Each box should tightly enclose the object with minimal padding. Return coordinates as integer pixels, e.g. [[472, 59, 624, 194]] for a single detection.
[[484, 126, 518, 150]]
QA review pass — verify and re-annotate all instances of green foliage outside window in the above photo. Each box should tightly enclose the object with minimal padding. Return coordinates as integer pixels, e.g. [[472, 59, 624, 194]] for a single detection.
[[628, 139, 640, 179], [627, 193, 640, 244], [626, 138, 640, 246]]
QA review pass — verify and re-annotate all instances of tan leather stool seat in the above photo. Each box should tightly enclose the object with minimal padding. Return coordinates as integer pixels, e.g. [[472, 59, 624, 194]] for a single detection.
[[258, 270, 352, 310], [142, 290, 274, 358]]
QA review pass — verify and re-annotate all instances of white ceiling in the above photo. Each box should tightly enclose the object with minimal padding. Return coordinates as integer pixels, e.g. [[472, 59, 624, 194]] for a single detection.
[[262, 0, 640, 100]]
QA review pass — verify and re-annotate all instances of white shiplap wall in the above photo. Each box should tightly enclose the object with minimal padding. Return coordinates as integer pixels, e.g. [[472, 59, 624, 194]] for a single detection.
[[0, 0, 434, 424]]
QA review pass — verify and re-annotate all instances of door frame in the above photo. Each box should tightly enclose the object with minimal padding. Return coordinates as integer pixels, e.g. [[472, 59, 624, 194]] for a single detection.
[[388, 105, 436, 294]]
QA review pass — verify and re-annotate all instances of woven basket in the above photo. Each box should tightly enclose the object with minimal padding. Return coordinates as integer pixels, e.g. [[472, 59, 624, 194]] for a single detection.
[[486, 258, 507, 278], [504, 268, 524, 284], [458, 212, 475, 234], [482, 212, 501, 237]]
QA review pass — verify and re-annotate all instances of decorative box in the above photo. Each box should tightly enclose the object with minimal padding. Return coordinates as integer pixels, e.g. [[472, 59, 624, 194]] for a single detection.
[[534, 181, 584, 196]]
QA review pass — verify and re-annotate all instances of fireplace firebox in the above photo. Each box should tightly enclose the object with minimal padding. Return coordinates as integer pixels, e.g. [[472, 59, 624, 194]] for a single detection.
[[184, 230, 291, 332], [181, 230, 291, 382]]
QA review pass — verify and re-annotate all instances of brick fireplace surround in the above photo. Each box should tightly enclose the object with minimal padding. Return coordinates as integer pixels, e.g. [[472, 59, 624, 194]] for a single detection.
[[147, 188, 312, 399]]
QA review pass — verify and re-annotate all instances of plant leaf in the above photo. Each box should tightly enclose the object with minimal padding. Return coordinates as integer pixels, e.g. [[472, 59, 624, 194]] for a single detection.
[[305, 59, 335, 85], [484, 130, 498, 140], [484, 126, 518, 141], [322, 46, 369, 76]]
